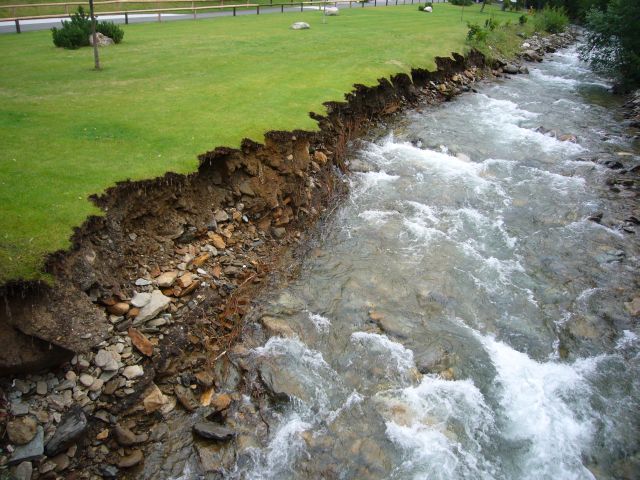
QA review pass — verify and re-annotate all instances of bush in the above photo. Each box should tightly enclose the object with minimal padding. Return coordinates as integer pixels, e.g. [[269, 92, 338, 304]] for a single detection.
[[418, 2, 433, 10], [485, 17, 499, 31], [450, 0, 473, 6], [519, 14, 528, 25], [97, 21, 124, 44], [533, 6, 569, 34], [467, 22, 488, 42], [51, 6, 124, 49], [51, 7, 91, 49], [418, 5, 424, 11]]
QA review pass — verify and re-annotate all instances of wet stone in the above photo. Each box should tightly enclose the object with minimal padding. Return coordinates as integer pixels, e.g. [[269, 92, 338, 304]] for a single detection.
[[45, 407, 87, 456], [9, 426, 43, 465], [193, 422, 236, 441], [118, 449, 143, 468]]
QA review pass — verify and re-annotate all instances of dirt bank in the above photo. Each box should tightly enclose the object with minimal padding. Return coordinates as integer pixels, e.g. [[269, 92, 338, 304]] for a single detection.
[[0, 32, 576, 478]]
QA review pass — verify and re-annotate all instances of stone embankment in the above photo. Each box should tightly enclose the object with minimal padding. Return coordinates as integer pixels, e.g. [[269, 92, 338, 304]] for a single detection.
[[0, 31, 579, 479]]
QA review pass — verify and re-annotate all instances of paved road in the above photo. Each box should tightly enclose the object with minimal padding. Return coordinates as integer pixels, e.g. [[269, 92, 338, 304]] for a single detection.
[[0, 0, 437, 34]]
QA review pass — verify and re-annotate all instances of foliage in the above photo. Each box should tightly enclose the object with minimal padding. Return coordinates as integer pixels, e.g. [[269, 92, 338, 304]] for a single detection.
[[450, 0, 473, 6], [51, 6, 91, 49], [51, 6, 124, 49], [579, 0, 640, 89], [484, 16, 499, 30], [467, 22, 488, 41], [418, 3, 433, 11], [532, 5, 569, 33], [518, 13, 528, 24], [97, 21, 124, 44]]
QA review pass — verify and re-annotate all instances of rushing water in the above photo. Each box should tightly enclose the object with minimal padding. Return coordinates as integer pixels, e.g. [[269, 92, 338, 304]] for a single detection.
[[232, 46, 640, 479]]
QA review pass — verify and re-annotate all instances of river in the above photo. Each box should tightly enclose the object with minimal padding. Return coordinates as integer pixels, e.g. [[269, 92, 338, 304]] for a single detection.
[[229, 45, 640, 480]]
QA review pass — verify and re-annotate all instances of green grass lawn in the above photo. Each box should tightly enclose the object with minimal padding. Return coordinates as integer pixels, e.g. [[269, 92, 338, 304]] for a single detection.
[[0, 4, 520, 283]]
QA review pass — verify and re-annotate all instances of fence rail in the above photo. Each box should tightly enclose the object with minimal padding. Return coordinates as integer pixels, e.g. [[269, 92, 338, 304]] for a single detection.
[[2, 0, 445, 33]]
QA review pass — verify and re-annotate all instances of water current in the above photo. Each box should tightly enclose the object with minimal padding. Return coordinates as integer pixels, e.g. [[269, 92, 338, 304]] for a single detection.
[[231, 45, 640, 479]]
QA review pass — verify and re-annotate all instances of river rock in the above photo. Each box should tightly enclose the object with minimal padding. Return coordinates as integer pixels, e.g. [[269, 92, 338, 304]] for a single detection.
[[174, 385, 199, 412], [6, 416, 38, 445], [625, 297, 640, 316], [211, 393, 232, 412], [291, 22, 310, 30], [128, 327, 154, 356], [131, 292, 152, 308], [50, 453, 70, 472], [143, 383, 169, 413], [122, 365, 144, 380], [155, 271, 178, 288], [214, 210, 229, 222], [523, 49, 543, 62], [118, 450, 143, 468], [79, 373, 95, 387], [261, 316, 296, 338], [503, 64, 519, 74], [45, 407, 87, 456], [9, 426, 43, 465], [135, 290, 171, 323], [94, 349, 120, 371], [12, 461, 33, 480], [107, 302, 130, 316], [36, 380, 48, 395], [193, 422, 236, 441], [114, 425, 148, 446]]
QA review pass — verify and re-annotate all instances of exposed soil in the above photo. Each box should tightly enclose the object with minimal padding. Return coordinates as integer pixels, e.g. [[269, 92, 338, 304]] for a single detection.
[[0, 40, 579, 478]]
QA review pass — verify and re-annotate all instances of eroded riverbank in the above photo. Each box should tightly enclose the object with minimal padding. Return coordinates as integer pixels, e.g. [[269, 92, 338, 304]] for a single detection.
[[0, 41, 508, 477]]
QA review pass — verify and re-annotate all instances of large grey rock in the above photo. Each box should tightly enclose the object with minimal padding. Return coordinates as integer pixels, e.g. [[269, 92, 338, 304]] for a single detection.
[[503, 64, 519, 74], [135, 290, 171, 323], [290, 22, 310, 30], [9, 426, 43, 465], [89, 32, 114, 47], [45, 407, 87, 456]]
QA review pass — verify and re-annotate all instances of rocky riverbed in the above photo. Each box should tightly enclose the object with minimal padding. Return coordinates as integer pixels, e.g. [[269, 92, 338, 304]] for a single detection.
[[0, 31, 586, 479]]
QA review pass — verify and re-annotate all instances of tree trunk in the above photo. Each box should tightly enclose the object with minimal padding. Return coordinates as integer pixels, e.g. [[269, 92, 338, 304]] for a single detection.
[[89, 0, 101, 70]]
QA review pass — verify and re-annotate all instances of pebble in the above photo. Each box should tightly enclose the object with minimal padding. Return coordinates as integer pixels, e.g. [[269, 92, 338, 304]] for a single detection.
[[79, 374, 95, 387], [94, 349, 120, 371], [122, 365, 144, 380], [118, 450, 144, 468], [135, 278, 152, 286], [36, 381, 48, 395], [12, 461, 32, 480], [114, 425, 148, 446]]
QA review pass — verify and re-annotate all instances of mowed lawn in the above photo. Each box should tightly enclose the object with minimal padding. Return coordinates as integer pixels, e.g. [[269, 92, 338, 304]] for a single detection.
[[0, 4, 516, 283]]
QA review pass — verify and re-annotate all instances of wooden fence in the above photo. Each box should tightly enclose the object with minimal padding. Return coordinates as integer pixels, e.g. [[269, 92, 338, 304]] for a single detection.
[[1, 0, 446, 33]]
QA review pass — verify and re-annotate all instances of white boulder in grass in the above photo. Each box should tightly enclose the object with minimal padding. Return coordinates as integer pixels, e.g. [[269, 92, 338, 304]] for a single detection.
[[424, 6, 432, 12], [325, 6, 339, 15], [291, 22, 310, 30]]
